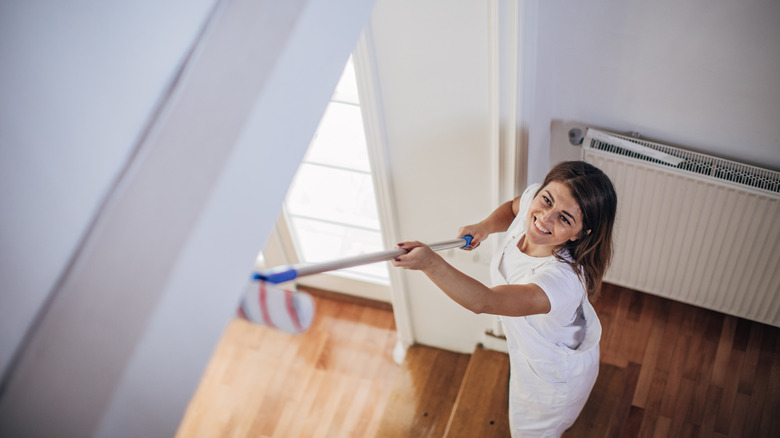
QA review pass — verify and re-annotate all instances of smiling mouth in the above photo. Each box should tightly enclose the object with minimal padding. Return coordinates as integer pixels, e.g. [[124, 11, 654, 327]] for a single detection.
[[534, 217, 552, 235]]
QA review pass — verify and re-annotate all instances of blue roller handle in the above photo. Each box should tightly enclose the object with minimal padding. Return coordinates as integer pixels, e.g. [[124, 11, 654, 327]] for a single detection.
[[253, 268, 299, 284], [255, 235, 474, 284]]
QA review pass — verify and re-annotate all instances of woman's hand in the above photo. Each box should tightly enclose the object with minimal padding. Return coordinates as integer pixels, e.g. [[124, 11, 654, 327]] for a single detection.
[[456, 199, 517, 250], [457, 223, 490, 251], [391, 241, 441, 271]]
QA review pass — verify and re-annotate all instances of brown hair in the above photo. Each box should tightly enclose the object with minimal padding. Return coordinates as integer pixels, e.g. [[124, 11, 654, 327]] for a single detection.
[[535, 161, 617, 301]]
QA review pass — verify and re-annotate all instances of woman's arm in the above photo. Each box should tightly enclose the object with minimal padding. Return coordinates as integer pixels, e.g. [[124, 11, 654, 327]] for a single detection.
[[458, 198, 520, 250], [393, 241, 550, 316]]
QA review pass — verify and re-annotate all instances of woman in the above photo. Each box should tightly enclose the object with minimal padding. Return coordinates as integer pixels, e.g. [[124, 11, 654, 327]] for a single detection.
[[392, 161, 617, 437]]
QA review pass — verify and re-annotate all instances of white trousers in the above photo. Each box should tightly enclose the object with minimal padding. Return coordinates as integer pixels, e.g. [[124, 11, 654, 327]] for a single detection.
[[505, 297, 601, 437], [508, 343, 599, 437]]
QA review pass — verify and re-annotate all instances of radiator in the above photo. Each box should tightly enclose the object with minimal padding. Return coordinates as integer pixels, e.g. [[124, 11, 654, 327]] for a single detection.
[[581, 128, 780, 327]]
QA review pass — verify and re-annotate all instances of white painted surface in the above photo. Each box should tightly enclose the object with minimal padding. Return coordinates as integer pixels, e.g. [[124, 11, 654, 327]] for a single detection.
[[0, 0, 218, 383], [369, 0, 780, 353], [370, 0, 496, 353], [0, 0, 376, 436], [583, 136, 780, 327], [528, 0, 780, 183]]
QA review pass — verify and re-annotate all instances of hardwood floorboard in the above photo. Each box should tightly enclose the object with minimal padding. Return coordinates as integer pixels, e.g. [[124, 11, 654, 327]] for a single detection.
[[175, 294, 398, 438], [654, 300, 686, 375], [686, 339, 718, 425], [728, 392, 751, 437], [669, 378, 696, 436], [177, 284, 780, 438], [681, 311, 710, 381], [698, 385, 722, 437], [715, 349, 745, 434], [652, 416, 672, 438], [738, 322, 764, 395], [644, 368, 669, 415], [711, 315, 738, 387], [622, 405, 645, 437], [375, 345, 470, 438], [733, 318, 752, 351], [761, 335, 780, 437], [563, 363, 625, 437], [687, 343, 717, 424], [632, 300, 667, 408], [625, 293, 657, 365], [599, 285, 632, 368], [607, 362, 641, 438], [566, 285, 780, 438], [747, 330, 777, 437], [626, 290, 645, 322], [636, 414, 657, 438], [659, 333, 689, 418], [443, 346, 510, 438]]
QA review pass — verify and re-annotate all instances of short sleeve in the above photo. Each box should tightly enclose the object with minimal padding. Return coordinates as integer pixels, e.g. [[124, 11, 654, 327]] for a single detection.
[[529, 262, 585, 324]]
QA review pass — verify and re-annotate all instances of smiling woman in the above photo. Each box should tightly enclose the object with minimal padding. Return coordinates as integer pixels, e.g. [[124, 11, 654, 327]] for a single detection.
[[519, 181, 586, 257], [532, 161, 618, 301], [392, 161, 618, 437]]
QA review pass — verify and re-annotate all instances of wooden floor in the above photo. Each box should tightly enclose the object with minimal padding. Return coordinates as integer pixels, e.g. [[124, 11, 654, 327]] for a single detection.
[[176, 283, 780, 437], [175, 290, 398, 438], [376, 344, 512, 438], [376, 345, 472, 437], [568, 283, 780, 437]]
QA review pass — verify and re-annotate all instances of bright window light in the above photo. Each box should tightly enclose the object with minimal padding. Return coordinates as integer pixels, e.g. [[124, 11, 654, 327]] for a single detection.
[[284, 57, 388, 284]]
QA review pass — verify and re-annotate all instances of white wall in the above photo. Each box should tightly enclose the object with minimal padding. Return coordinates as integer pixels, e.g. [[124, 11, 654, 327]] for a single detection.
[[370, 0, 497, 353], [528, 0, 780, 183], [365, 0, 780, 354], [0, 0, 376, 436], [0, 0, 218, 385]]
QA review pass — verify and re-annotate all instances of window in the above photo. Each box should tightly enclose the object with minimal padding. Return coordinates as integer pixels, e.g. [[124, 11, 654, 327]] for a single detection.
[[281, 57, 389, 285]]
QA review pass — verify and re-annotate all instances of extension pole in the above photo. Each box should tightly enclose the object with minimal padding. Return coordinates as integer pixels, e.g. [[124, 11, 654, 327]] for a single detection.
[[254, 236, 473, 284]]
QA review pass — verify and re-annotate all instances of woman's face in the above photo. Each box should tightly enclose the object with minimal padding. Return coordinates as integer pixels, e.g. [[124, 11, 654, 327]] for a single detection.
[[523, 181, 585, 256]]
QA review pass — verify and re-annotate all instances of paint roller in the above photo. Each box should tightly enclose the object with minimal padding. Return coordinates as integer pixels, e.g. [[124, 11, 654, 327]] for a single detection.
[[238, 236, 473, 333]]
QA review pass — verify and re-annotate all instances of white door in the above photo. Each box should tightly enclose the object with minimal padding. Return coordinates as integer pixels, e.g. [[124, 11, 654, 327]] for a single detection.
[[260, 55, 393, 303]]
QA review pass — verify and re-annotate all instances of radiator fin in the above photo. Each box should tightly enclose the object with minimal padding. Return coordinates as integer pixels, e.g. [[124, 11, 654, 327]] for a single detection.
[[587, 131, 780, 194], [583, 131, 780, 327]]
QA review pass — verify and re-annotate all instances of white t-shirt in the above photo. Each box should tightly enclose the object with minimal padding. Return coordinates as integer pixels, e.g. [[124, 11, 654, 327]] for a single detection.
[[495, 184, 587, 350]]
